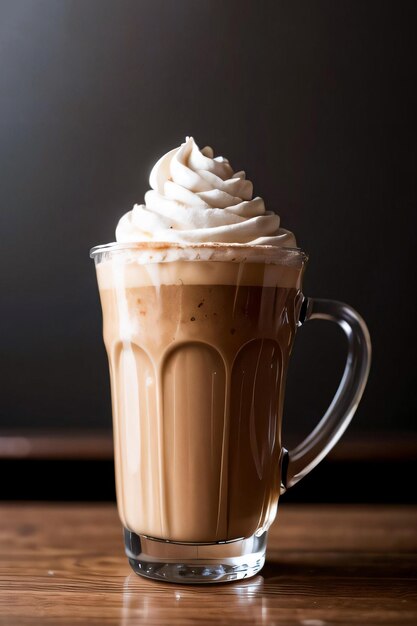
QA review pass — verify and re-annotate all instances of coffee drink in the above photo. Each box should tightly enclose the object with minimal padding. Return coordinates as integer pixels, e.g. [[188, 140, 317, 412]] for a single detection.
[[97, 254, 303, 542], [92, 138, 370, 583], [92, 136, 309, 581]]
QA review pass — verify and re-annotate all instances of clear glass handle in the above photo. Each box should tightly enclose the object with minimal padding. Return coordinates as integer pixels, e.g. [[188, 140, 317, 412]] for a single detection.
[[281, 298, 371, 491]]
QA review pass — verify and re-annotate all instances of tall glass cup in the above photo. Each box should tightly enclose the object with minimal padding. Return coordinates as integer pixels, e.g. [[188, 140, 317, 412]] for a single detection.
[[91, 242, 371, 584]]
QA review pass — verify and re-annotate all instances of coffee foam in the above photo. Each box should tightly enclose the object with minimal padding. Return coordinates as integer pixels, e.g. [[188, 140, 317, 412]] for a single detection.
[[96, 257, 304, 290], [92, 241, 305, 263]]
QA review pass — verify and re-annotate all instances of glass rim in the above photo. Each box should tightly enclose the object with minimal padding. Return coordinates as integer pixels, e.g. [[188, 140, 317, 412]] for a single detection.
[[89, 241, 309, 263]]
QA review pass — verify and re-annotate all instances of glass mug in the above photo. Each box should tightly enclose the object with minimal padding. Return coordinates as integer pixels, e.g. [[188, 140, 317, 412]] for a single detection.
[[91, 243, 371, 584]]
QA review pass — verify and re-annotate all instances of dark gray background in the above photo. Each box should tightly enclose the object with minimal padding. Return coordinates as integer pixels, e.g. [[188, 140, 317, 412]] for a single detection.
[[0, 0, 416, 443]]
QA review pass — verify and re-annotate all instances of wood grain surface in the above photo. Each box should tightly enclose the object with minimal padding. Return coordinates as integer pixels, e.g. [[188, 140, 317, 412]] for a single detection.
[[0, 503, 416, 625]]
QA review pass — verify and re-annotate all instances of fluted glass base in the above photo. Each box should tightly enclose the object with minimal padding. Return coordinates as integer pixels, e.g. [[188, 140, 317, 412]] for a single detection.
[[124, 528, 267, 584]]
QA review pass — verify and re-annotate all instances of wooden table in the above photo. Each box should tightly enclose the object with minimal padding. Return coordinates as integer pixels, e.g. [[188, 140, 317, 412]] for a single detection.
[[0, 504, 416, 625]]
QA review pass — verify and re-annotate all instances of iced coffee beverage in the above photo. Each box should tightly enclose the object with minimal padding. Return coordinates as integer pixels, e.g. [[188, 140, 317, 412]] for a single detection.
[[91, 137, 370, 583]]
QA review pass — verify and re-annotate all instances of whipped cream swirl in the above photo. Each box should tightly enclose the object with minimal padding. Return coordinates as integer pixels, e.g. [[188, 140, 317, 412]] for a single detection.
[[116, 137, 296, 247]]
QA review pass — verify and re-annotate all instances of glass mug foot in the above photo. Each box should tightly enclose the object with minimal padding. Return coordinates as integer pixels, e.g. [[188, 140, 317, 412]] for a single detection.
[[124, 528, 267, 584]]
